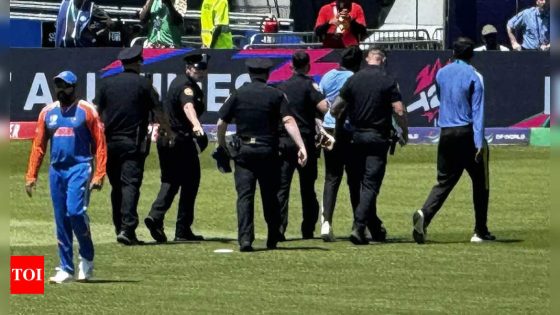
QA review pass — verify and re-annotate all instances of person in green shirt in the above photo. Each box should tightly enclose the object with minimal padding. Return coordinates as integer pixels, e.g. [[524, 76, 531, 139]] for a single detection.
[[140, 0, 184, 48], [200, 0, 233, 49]]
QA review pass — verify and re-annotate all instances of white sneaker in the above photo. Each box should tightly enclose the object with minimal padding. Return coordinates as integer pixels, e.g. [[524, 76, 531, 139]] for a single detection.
[[412, 210, 427, 244], [49, 267, 74, 284], [470, 232, 496, 243], [77, 257, 94, 282], [320, 221, 335, 242]]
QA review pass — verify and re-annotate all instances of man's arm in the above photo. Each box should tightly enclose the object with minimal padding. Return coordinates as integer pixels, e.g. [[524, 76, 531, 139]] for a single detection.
[[25, 109, 49, 197], [216, 118, 228, 148], [349, 5, 367, 40], [283, 116, 308, 166], [471, 74, 485, 152], [84, 103, 107, 189], [209, 0, 230, 48], [507, 11, 525, 51], [139, 0, 155, 22], [330, 95, 348, 119], [183, 103, 203, 136], [314, 6, 335, 37], [392, 101, 409, 144], [163, 0, 184, 25]]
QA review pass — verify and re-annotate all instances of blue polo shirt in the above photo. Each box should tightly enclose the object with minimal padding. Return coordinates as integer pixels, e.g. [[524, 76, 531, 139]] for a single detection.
[[319, 68, 353, 128], [436, 60, 485, 149], [507, 6, 550, 49]]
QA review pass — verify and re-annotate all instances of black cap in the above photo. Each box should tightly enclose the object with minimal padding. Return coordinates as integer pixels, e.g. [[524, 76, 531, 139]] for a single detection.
[[118, 45, 143, 64], [340, 46, 363, 69], [212, 146, 232, 173], [245, 58, 273, 73], [184, 53, 210, 70], [193, 133, 209, 154]]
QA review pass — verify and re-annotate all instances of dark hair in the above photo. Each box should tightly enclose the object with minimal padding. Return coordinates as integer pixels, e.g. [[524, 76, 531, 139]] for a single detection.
[[453, 37, 475, 61], [367, 46, 386, 58], [292, 50, 310, 70], [340, 46, 362, 71], [336, 0, 352, 10]]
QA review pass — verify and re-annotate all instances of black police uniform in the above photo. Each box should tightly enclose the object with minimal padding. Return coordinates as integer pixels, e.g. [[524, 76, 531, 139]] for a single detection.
[[276, 73, 325, 239], [337, 64, 402, 242], [218, 61, 290, 249], [94, 46, 158, 239], [147, 72, 205, 241]]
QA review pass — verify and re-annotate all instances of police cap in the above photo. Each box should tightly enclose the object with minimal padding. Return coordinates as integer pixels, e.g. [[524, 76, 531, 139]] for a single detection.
[[193, 133, 209, 154], [184, 53, 210, 70], [245, 58, 273, 74], [340, 46, 363, 69], [118, 45, 144, 64]]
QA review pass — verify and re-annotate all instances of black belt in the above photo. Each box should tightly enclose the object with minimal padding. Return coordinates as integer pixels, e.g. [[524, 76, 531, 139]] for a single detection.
[[239, 136, 276, 146], [441, 124, 472, 131]]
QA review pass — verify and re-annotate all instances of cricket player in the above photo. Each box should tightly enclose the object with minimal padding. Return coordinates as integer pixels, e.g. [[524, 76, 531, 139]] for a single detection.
[[25, 71, 107, 283]]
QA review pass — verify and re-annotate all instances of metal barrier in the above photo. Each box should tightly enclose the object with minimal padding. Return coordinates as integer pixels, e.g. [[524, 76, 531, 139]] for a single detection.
[[365, 29, 431, 42], [432, 28, 444, 41], [244, 43, 323, 49], [130, 35, 248, 48], [360, 40, 443, 51]]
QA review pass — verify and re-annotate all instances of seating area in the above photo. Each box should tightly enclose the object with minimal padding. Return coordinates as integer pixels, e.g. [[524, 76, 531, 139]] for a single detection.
[[10, 0, 444, 50]]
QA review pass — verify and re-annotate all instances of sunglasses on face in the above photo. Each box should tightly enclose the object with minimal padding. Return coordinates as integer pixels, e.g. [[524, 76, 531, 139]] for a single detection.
[[54, 80, 74, 89]]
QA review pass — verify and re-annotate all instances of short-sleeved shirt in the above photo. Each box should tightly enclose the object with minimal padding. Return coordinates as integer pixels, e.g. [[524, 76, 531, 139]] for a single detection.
[[164, 74, 205, 136], [201, 0, 233, 48], [219, 78, 290, 139], [94, 70, 159, 140], [145, 0, 183, 48], [339, 65, 402, 136], [277, 73, 325, 137], [319, 68, 353, 128], [507, 6, 550, 49]]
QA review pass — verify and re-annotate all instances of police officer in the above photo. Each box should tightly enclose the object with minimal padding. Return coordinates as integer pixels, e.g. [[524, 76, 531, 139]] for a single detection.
[[95, 45, 173, 245], [331, 46, 408, 245], [216, 58, 308, 252], [276, 50, 328, 240], [412, 38, 494, 244], [144, 53, 209, 243]]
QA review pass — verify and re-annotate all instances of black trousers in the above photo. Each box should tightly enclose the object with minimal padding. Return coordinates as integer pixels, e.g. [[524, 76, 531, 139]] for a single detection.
[[234, 145, 281, 245], [322, 129, 359, 223], [422, 126, 490, 233], [148, 137, 200, 237], [278, 137, 320, 237], [346, 131, 390, 232], [106, 138, 147, 235]]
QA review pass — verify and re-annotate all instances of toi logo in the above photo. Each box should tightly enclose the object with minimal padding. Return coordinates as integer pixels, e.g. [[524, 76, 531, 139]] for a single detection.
[[10, 256, 45, 294]]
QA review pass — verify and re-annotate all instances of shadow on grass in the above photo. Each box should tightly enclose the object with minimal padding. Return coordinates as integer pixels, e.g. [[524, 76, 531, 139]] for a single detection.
[[427, 239, 523, 245], [81, 279, 141, 284]]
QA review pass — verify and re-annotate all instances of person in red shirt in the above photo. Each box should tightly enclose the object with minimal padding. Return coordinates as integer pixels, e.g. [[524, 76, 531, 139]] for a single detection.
[[314, 0, 367, 48]]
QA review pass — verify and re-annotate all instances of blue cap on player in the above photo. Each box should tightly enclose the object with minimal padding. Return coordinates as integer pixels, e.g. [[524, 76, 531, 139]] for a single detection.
[[53, 71, 78, 85]]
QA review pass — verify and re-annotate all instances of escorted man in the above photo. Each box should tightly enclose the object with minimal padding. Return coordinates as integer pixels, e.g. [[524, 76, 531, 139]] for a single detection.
[[95, 46, 173, 245], [412, 38, 495, 244], [276, 50, 328, 240], [318, 46, 362, 242], [26, 71, 106, 283], [144, 53, 209, 243], [507, 0, 550, 51], [216, 58, 308, 252], [200, 0, 233, 48], [331, 46, 408, 245]]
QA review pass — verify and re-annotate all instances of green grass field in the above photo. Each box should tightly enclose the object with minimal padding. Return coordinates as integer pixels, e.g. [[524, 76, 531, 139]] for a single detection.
[[9, 141, 549, 314]]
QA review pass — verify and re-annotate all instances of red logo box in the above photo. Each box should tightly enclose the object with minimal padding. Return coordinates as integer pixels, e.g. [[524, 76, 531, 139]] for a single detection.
[[10, 256, 45, 294]]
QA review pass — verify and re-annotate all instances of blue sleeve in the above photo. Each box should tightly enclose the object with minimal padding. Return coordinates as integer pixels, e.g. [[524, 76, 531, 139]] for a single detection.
[[471, 72, 485, 149], [508, 10, 526, 29]]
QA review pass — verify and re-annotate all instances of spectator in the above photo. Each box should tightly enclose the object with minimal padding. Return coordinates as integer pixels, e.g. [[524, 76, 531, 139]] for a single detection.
[[507, 0, 550, 51], [55, 0, 115, 47], [200, 0, 233, 49], [140, 0, 184, 48], [475, 24, 510, 51], [314, 0, 367, 48]]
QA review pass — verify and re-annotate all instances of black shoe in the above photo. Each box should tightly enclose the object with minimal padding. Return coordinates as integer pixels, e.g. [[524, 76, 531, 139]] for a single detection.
[[369, 225, 387, 242], [144, 217, 167, 243], [174, 230, 204, 242], [349, 229, 368, 245], [117, 231, 144, 246], [412, 210, 427, 244], [239, 242, 254, 252], [278, 234, 287, 242]]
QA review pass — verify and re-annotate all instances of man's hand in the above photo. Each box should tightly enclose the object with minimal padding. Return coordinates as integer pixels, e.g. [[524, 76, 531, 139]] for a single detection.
[[400, 129, 409, 146], [329, 18, 341, 26], [297, 146, 308, 167], [89, 178, 104, 191], [162, 0, 173, 6], [512, 42, 522, 51], [193, 125, 204, 137], [475, 149, 483, 163], [25, 180, 36, 198], [540, 44, 550, 51]]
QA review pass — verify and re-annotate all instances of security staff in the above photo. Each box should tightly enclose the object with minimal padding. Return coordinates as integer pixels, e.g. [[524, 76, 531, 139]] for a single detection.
[[216, 58, 308, 252], [144, 53, 209, 243], [318, 46, 362, 242], [200, 0, 233, 48], [331, 46, 408, 245], [412, 38, 495, 244], [276, 50, 328, 240], [95, 45, 173, 246]]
